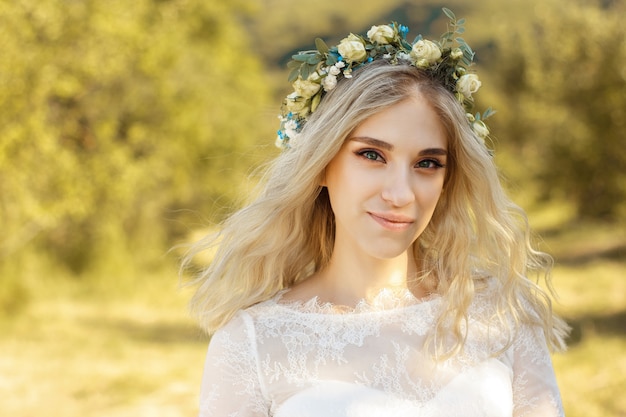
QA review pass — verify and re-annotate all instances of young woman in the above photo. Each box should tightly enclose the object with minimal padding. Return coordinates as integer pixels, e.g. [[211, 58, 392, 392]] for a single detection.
[[185, 9, 569, 417]]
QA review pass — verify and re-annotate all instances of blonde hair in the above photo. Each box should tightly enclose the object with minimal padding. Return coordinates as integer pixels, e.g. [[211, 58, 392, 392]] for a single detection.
[[183, 60, 568, 355]]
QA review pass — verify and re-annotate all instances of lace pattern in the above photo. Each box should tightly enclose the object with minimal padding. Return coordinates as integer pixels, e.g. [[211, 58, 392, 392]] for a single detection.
[[273, 287, 432, 314], [198, 288, 564, 417]]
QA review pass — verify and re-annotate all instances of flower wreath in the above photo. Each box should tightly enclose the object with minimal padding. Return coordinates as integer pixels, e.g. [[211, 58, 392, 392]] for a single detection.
[[276, 8, 494, 149]]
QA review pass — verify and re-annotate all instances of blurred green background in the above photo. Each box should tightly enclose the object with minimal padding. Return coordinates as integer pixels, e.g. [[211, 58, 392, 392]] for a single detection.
[[1, 0, 624, 416]]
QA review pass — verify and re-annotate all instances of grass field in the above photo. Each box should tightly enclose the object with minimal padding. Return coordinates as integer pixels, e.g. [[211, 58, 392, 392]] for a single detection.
[[547, 224, 626, 417], [1, 224, 624, 416]]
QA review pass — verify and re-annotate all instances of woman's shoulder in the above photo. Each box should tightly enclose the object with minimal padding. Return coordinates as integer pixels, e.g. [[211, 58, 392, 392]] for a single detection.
[[467, 275, 563, 348]]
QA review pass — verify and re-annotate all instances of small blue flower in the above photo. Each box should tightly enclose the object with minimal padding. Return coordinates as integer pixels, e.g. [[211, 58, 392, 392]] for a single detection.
[[367, 57, 373, 62], [399, 25, 409, 38]]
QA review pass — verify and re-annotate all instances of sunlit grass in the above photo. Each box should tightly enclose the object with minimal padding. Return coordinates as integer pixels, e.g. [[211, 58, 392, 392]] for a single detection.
[[555, 335, 626, 417], [547, 224, 626, 417], [553, 261, 626, 318], [0, 270, 207, 417]]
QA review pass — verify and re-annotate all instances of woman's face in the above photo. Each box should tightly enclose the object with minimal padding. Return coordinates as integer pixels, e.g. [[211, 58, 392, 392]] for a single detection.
[[323, 92, 447, 260]]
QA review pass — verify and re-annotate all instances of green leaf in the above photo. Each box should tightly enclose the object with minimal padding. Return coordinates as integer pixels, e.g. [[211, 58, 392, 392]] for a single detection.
[[442, 7, 456, 20], [315, 38, 329, 54], [305, 54, 321, 65], [287, 60, 301, 69], [457, 18, 466, 25], [441, 32, 454, 42], [461, 43, 475, 64], [292, 53, 312, 62], [311, 94, 321, 112], [482, 107, 496, 119], [300, 65, 311, 80], [456, 27, 465, 34], [326, 54, 338, 66], [400, 39, 413, 51], [288, 68, 300, 82]]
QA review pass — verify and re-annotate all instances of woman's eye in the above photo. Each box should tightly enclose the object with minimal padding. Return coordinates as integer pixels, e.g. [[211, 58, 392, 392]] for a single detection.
[[358, 150, 383, 161], [417, 159, 445, 169]]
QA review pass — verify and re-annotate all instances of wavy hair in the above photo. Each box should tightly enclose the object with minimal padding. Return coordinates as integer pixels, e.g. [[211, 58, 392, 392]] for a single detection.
[[183, 60, 568, 355]]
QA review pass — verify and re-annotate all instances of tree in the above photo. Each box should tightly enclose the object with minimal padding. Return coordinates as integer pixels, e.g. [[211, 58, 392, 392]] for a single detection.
[[0, 0, 273, 278], [484, 0, 626, 221]]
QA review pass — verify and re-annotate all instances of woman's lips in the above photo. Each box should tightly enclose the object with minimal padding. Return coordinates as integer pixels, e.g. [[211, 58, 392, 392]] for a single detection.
[[368, 212, 415, 231]]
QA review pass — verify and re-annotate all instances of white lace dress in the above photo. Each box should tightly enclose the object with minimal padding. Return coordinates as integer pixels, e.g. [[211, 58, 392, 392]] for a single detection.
[[198, 289, 564, 417]]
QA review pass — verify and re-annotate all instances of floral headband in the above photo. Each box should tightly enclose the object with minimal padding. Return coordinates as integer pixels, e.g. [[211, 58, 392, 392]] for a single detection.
[[276, 8, 494, 149]]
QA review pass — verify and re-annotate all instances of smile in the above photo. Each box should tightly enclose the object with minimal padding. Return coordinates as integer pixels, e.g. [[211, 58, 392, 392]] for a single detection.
[[368, 212, 415, 231]]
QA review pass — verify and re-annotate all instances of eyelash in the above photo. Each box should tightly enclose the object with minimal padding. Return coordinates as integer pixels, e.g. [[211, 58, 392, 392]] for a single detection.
[[417, 159, 446, 169], [356, 149, 446, 169], [358, 149, 384, 162]]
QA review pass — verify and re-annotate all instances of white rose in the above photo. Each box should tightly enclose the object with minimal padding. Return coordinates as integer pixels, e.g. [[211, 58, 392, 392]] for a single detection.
[[410, 40, 441, 66], [450, 48, 463, 60], [293, 78, 321, 98], [397, 52, 410, 61], [472, 120, 489, 138], [337, 34, 367, 63], [285, 125, 299, 139], [367, 25, 395, 44], [284, 96, 308, 115], [322, 75, 337, 91], [307, 71, 321, 82], [415, 58, 429, 69], [284, 120, 298, 131], [328, 65, 341, 76], [456, 74, 481, 98]]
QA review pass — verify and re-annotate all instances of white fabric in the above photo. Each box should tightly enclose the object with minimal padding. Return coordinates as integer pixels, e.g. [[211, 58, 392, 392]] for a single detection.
[[198, 288, 564, 417]]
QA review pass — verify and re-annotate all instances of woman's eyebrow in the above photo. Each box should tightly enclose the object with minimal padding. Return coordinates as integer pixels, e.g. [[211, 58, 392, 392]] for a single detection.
[[418, 148, 448, 156], [348, 136, 448, 156], [348, 136, 393, 151]]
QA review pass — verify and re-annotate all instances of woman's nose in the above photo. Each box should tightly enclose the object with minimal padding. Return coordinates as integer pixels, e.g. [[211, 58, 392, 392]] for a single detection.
[[380, 167, 416, 207]]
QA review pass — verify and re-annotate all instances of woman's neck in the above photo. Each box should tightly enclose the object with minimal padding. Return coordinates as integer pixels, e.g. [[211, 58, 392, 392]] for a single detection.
[[300, 246, 428, 307]]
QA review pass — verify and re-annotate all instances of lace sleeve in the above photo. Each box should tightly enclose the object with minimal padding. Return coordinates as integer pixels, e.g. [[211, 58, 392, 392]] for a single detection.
[[198, 312, 269, 417], [512, 324, 565, 417]]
